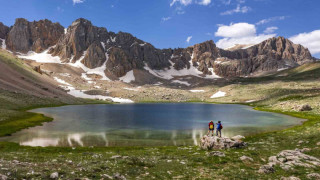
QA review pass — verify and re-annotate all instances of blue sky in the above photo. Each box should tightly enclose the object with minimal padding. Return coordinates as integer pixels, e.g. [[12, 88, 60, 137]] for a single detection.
[[0, 0, 319, 57]]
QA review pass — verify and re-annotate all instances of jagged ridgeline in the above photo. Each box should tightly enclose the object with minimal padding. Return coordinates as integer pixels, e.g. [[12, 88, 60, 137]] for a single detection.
[[0, 18, 316, 80]]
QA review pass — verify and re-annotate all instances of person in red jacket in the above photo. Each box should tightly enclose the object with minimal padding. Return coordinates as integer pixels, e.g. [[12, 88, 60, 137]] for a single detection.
[[208, 120, 214, 136]]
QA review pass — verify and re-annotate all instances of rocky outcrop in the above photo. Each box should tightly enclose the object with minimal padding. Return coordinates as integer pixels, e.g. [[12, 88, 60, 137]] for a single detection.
[[214, 37, 314, 77], [6, 18, 64, 53], [199, 135, 247, 150], [50, 18, 108, 63], [259, 149, 320, 173], [81, 41, 106, 68], [0, 22, 9, 39]]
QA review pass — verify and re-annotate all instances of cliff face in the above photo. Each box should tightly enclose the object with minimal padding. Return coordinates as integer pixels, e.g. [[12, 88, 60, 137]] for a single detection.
[[1, 18, 316, 80], [0, 22, 9, 48], [0, 22, 9, 39], [214, 37, 314, 77], [6, 18, 64, 53]]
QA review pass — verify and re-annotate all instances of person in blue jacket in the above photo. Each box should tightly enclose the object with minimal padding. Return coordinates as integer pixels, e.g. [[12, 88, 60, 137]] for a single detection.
[[216, 121, 223, 137]]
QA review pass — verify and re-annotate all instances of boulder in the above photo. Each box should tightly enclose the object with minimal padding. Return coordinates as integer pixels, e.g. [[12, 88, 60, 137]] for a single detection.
[[113, 173, 126, 180], [0, 174, 7, 180], [231, 135, 245, 141], [258, 165, 274, 174], [299, 104, 312, 111], [262, 149, 320, 172], [281, 176, 301, 180], [50, 172, 59, 179], [207, 151, 225, 157], [199, 135, 247, 150], [307, 173, 320, 179], [240, 156, 253, 162]]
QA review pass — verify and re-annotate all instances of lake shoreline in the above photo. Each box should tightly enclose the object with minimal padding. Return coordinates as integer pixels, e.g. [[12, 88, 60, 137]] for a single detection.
[[0, 101, 308, 145]]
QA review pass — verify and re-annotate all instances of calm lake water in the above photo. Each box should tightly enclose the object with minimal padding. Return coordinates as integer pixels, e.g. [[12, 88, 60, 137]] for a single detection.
[[1, 104, 303, 147]]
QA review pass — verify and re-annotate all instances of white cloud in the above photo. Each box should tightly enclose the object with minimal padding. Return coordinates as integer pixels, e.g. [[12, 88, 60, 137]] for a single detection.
[[256, 16, 287, 25], [216, 34, 275, 49], [290, 30, 320, 55], [215, 23, 256, 38], [206, 32, 212, 36], [161, 17, 172, 22], [175, 7, 186, 14], [73, 0, 84, 5], [170, 0, 192, 6], [263, 26, 278, 34], [186, 36, 193, 43], [215, 22, 276, 49], [220, 4, 251, 15], [197, 0, 211, 5], [170, 0, 211, 6]]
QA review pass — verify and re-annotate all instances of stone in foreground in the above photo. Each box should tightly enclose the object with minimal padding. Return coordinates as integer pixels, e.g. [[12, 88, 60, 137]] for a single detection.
[[199, 135, 247, 150], [259, 149, 320, 173]]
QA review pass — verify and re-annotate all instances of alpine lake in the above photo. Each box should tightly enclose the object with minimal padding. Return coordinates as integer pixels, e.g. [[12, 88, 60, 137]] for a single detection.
[[1, 103, 303, 147]]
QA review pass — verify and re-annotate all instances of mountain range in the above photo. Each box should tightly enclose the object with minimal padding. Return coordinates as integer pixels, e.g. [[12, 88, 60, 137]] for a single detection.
[[0, 18, 316, 83]]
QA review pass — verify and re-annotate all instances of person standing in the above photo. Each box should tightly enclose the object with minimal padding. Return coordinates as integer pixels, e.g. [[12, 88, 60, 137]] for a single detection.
[[216, 121, 223, 137], [208, 120, 214, 136]]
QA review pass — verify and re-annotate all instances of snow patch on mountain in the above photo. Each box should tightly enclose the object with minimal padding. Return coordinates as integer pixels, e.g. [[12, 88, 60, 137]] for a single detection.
[[53, 76, 133, 103], [18, 49, 62, 63], [189, 90, 205, 92], [54, 77, 72, 86], [144, 61, 220, 80], [70, 51, 110, 81], [0, 39, 6, 49], [119, 70, 135, 83], [171, 80, 191, 86], [210, 91, 226, 98]]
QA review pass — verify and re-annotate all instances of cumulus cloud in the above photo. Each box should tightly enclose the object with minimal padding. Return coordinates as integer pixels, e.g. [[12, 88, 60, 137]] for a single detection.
[[161, 17, 172, 22], [73, 0, 84, 5], [263, 26, 278, 34], [220, 4, 251, 15], [290, 30, 320, 55], [215, 22, 276, 49], [215, 23, 256, 38], [256, 16, 287, 25], [186, 36, 193, 43]]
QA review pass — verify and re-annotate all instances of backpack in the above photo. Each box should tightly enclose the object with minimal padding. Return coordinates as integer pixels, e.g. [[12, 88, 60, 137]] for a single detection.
[[220, 124, 223, 129]]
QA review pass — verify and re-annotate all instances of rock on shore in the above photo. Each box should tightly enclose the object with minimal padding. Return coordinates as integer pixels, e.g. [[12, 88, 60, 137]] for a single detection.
[[199, 135, 247, 150]]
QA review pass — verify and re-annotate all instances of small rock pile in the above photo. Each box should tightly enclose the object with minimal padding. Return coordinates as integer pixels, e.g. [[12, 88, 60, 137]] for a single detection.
[[293, 104, 313, 111], [200, 135, 246, 150], [259, 149, 320, 173]]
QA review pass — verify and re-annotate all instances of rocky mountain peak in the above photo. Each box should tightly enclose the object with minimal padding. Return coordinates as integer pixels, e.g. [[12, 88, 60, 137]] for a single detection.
[[6, 18, 64, 53], [50, 18, 109, 63], [71, 18, 93, 27]]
